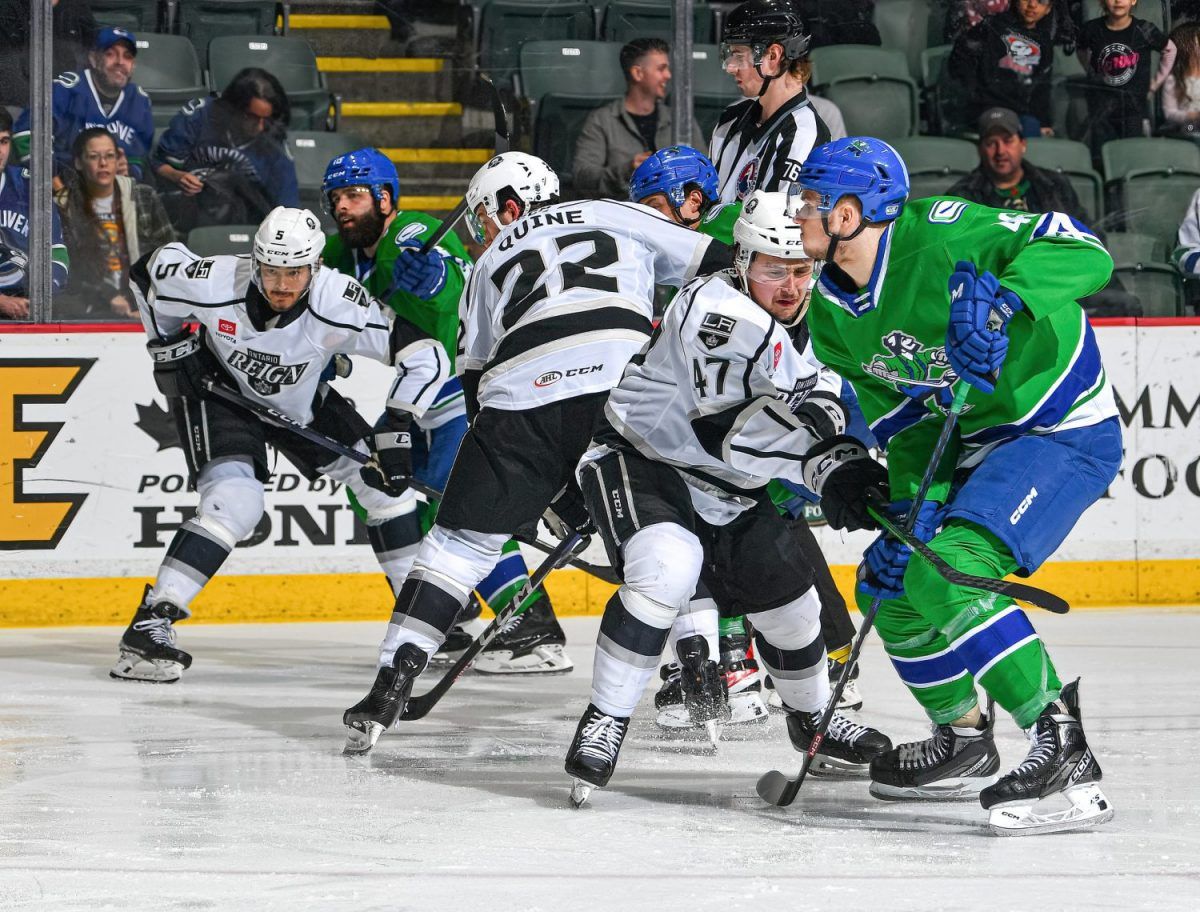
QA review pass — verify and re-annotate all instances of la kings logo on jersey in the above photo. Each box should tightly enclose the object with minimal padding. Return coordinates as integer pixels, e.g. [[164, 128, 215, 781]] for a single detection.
[[698, 312, 737, 350], [226, 348, 309, 396]]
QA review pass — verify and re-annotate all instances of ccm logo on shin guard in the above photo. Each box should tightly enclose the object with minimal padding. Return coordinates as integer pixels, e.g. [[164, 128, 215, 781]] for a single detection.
[[1010, 487, 1038, 525], [609, 485, 626, 520]]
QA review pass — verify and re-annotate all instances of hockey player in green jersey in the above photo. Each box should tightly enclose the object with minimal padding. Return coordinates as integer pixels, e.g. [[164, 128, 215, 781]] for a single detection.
[[630, 145, 868, 727], [788, 136, 1121, 835], [321, 148, 573, 675]]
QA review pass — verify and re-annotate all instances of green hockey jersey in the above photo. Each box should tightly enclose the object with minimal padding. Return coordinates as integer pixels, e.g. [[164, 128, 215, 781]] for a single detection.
[[699, 200, 740, 244], [323, 210, 471, 369], [806, 197, 1117, 503]]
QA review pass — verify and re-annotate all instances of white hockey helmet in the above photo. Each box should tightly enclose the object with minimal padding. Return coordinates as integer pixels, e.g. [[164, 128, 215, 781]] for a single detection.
[[253, 206, 325, 269], [464, 152, 560, 242], [733, 189, 809, 275]]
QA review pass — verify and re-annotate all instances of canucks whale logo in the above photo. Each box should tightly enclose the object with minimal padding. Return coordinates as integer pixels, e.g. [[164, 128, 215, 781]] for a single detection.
[[864, 331, 964, 409]]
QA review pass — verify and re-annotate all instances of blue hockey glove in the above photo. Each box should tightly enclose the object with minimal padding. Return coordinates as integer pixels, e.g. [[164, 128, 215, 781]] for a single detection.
[[391, 240, 448, 300], [945, 260, 1024, 394], [857, 500, 944, 600]]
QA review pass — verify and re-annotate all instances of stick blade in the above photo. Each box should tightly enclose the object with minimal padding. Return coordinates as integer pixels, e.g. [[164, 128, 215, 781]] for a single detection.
[[756, 769, 798, 807]]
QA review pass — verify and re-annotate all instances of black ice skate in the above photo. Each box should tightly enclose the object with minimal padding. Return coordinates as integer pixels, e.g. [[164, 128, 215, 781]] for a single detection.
[[980, 680, 1114, 836], [870, 707, 1001, 801], [109, 585, 192, 684], [652, 636, 731, 746], [473, 593, 572, 675], [785, 706, 892, 775], [828, 656, 864, 711], [342, 643, 429, 755], [564, 703, 630, 807]]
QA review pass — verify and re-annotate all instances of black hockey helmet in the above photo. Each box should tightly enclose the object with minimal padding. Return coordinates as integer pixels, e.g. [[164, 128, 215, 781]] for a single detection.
[[720, 0, 811, 64]]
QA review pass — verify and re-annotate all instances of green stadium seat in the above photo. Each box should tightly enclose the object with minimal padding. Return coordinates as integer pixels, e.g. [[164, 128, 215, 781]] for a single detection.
[[600, 1, 714, 45], [90, 0, 161, 33], [692, 43, 739, 140], [1104, 231, 1167, 265], [892, 136, 977, 200], [180, 2, 280, 57], [810, 45, 918, 138], [1113, 261, 1184, 316], [132, 34, 207, 127], [921, 43, 967, 136], [874, 0, 931, 80], [288, 131, 368, 225], [207, 35, 333, 130], [1024, 136, 1105, 222], [186, 224, 258, 257], [1101, 138, 1200, 247], [480, 0, 595, 87], [520, 41, 625, 190]]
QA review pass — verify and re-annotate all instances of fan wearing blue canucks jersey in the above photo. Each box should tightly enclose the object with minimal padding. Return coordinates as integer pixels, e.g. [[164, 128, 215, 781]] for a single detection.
[[0, 110, 69, 319], [13, 27, 154, 181]]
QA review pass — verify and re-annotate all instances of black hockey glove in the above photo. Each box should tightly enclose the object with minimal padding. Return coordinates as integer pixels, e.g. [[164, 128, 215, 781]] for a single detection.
[[360, 410, 413, 498], [543, 483, 595, 541], [801, 435, 889, 532], [789, 389, 849, 440], [147, 330, 222, 400]]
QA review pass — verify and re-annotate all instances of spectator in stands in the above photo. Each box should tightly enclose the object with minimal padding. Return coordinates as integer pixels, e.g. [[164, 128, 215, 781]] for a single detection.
[[944, 1, 1012, 42], [948, 0, 1059, 135], [573, 38, 706, 199], [947, 106, 1086, 212], [0, 109, 69, 320], [949, 106, 1141, 315], [0, 0, 97, 108], [153, 67, 299, 234], [1077, 0, 1175, 153], [56, 127, 174, 320], [1160, 21, 1200, 136], [1173, 186, 1200, 277], [13, 26, 154, 183], [798, 0, 880, 47]]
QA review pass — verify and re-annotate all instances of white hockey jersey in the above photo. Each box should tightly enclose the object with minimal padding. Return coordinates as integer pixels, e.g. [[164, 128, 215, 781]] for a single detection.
[[599, 272, 843, 523], [132, 243, 449, 426], [710, 91, 831, 204], [461, 199, 731, 411]]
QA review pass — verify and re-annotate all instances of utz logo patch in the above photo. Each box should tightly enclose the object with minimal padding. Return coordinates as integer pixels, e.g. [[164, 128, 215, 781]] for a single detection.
[[698, 312, 737, 350], [184, 259, 213, 280], [225, 348, 309, 397], [534, 370, 563, 388], [999, 31, 1042, 75], [773, 341, 783, 369], [736, 159, 759, 199], [217, 319, 237, 337], [863, 330, 963, 408]]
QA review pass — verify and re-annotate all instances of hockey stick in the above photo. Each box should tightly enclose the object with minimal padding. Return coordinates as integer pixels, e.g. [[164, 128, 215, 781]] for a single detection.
[[864, 490, 1069, 614], [417, 74, 509, 255], [198, 379, 613, 582], [400, 532, 586, 721], [756, 382, 971, 808]]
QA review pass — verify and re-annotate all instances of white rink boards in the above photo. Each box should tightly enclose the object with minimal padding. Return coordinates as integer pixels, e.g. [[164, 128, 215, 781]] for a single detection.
[[0, 612, 1196, 912]]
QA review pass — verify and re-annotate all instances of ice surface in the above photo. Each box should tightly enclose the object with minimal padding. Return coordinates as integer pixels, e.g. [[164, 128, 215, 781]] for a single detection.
[[1, 610, 1197, 911]]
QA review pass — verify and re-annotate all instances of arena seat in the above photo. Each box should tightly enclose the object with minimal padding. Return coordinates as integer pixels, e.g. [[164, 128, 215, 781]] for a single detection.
[[207, 34, 334, 130], [132, 33, 207, 127], [599, 0, 714, 45], [874, 0, 931, 80], [810, 45, 918, 138], [185, 224, 259, 256], [1103, 138, 1200, 249], [892, 136, 977, 200], [179, 1, 281, 57], [1024, 136, 1105, 222], [479, 0, 596, 87], [89, 0, 162, 33]]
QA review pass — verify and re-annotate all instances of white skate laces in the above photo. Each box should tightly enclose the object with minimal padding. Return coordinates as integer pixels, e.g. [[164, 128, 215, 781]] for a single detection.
[[577, 714, 627, 766], [1014, 722, 1058, 776], [825, 710, 871, 745], [898, 725, 951, 770], [132, 614, 177, 647]]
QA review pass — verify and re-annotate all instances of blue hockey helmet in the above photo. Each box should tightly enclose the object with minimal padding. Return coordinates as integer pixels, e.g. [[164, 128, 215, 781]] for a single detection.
[[788, 136, 909, 224], [322, 147, 400, 207], [629, 145, 720, 210]]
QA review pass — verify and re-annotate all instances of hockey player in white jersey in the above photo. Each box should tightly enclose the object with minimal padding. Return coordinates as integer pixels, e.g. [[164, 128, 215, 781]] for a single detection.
[[340, 152, 734, 754], [111, 207, 448, 683], [565, 192, 893, 806]]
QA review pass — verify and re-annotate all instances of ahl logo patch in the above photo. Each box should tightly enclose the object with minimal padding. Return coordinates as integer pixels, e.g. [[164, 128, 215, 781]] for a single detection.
[[736, 159, 759, 199], [698, 312, 737, 350], [534, 370, 563, 388]]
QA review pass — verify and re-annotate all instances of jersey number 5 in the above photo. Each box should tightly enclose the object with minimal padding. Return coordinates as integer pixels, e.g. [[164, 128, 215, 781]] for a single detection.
[[491, 230, 619, 330]]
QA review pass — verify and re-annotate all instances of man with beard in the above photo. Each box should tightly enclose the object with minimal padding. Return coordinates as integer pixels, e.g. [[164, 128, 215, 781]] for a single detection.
[[321, 148, 565, 672], [13, 26, 154, 181]]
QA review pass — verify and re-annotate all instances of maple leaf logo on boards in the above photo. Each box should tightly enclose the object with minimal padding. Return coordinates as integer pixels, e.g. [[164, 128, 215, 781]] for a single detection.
[[135, 400, 179, 451]]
